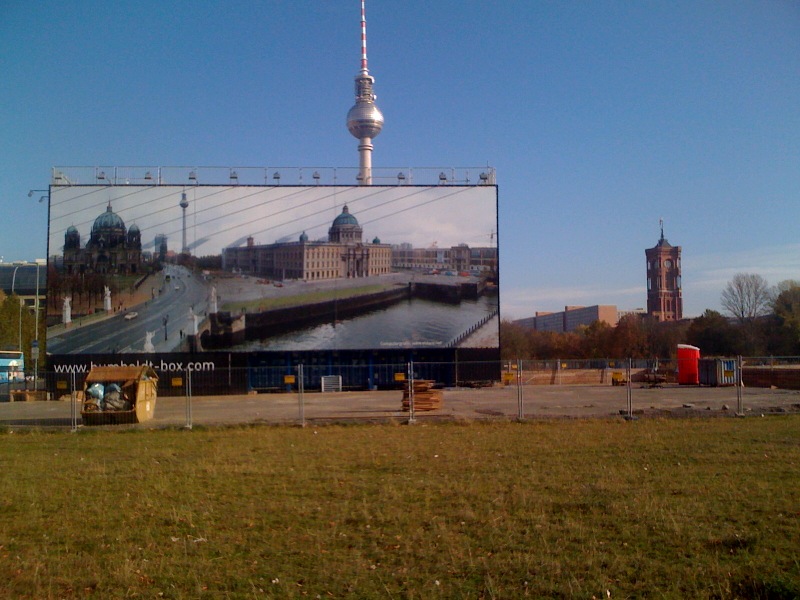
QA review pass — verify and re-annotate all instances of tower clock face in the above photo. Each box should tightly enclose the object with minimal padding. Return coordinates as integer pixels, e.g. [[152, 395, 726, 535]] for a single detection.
[[664, 259, 673, 268]]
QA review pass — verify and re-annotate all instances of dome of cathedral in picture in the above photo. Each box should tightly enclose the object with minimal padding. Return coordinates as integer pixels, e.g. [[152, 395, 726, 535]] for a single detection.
[[62, 202, 143, 275]]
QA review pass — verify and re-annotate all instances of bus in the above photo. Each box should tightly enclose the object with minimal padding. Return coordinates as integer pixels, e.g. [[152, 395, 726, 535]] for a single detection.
[[0, 351, 25, 383]]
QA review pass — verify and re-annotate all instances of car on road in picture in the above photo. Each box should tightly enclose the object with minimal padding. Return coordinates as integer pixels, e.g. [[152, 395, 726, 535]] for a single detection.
[[124, 312, 138, 320]]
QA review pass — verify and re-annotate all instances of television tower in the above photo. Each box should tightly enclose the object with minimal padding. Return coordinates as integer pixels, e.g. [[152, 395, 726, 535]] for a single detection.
[[346, 0, 383, 185], [180, 192, 189, 254]]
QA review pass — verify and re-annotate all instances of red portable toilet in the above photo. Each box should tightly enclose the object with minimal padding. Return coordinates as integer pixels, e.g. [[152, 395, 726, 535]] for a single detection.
[[676, 344, 700, 385]]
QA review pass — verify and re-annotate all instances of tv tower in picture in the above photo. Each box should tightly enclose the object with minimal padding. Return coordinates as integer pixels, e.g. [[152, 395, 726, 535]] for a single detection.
[[346, 0, 383, 185], [180, 192, 189, 254]]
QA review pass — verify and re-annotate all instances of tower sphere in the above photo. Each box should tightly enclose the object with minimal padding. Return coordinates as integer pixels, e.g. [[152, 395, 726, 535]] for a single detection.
[[347, 96, 384, 139]]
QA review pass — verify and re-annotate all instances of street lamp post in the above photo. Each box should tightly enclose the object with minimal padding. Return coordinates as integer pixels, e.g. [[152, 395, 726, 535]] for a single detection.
[[28, 190, 49, 389], [11, 265, 22, 350], [34, 261, 41, 390], [28, 189, 48, 203], [17, 298, 24, 388], [18, 298, 23, 352], [11, 265, 19, 295]]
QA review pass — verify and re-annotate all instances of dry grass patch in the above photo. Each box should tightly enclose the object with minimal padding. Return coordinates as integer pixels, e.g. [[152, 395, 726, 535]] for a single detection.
[[0, 417, 798, 598]]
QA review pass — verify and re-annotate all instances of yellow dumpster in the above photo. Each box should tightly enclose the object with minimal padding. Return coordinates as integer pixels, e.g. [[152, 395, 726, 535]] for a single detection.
[[611, 371, 627, 386], [81, 365, 158, 425]]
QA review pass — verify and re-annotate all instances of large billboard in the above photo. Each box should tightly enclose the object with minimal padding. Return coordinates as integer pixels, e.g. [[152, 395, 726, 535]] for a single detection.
[[46, 184, 499, 356]]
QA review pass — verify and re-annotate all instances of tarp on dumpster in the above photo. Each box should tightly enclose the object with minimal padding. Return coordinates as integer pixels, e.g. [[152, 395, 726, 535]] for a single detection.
[[81, 365, 158, 425]]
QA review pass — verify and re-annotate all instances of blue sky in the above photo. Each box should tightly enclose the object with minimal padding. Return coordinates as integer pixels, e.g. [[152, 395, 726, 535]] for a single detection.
[[2, 0, 798, 319]]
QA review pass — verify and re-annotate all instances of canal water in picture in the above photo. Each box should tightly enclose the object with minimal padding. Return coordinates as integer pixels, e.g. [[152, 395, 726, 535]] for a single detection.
[[232, 295, 498, 351]]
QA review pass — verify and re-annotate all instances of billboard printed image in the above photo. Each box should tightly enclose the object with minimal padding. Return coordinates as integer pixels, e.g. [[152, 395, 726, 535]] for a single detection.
[[46, 184, 498, 355]]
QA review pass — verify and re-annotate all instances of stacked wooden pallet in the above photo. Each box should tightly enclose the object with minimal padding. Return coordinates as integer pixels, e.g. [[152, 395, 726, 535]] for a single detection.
[[401, 380, 443, 412]]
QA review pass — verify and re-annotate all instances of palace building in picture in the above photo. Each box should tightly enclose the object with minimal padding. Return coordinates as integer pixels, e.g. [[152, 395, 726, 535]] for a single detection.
[[222, 204, 392, 281]]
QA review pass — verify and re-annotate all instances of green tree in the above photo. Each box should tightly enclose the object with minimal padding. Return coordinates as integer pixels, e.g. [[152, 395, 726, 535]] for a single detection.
[[579, 320, 614, 358], [500, 320, 532, 359], [528, 329, 584, 359], [0, 292, 36, 369], [770, 280, 800, 355], [685, 309, 739, 356], [608, 314, 648, 358], [644, 318, 690, 359]]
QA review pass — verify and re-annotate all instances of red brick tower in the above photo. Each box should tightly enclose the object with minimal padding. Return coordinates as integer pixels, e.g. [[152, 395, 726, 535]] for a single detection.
[[645, 220, 682, 321]]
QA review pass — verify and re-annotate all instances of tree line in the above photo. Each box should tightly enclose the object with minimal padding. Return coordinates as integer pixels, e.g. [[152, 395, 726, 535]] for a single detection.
[[501, 274, 800, 360], [3, 271, 797, 367], [0, 290, 40, 368]]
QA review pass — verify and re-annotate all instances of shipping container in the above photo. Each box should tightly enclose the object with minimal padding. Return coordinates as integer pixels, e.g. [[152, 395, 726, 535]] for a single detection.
[[698, 358, 737, 386]]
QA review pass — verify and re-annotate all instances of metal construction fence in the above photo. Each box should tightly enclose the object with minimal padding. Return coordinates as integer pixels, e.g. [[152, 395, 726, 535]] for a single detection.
[[1, 356, 799, 430]]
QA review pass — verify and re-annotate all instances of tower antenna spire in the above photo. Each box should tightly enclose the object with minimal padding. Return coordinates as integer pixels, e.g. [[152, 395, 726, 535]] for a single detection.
[[347, 0, 383, 185], [360, 0, 368, 74]]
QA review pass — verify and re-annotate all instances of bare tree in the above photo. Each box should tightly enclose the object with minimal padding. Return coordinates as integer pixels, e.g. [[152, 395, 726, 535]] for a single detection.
[[721, 273, 771, 324]]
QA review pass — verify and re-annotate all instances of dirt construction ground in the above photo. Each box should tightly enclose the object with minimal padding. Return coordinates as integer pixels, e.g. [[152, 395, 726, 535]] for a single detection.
[[2, 384, 799, 428]]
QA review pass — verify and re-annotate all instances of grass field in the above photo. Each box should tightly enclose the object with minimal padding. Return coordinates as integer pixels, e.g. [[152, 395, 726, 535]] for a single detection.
[[1, 417, 798, 599]]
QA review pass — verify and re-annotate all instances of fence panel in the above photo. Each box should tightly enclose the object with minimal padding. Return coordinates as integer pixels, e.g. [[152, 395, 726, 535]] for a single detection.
[[2, 357, 799, 429]]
